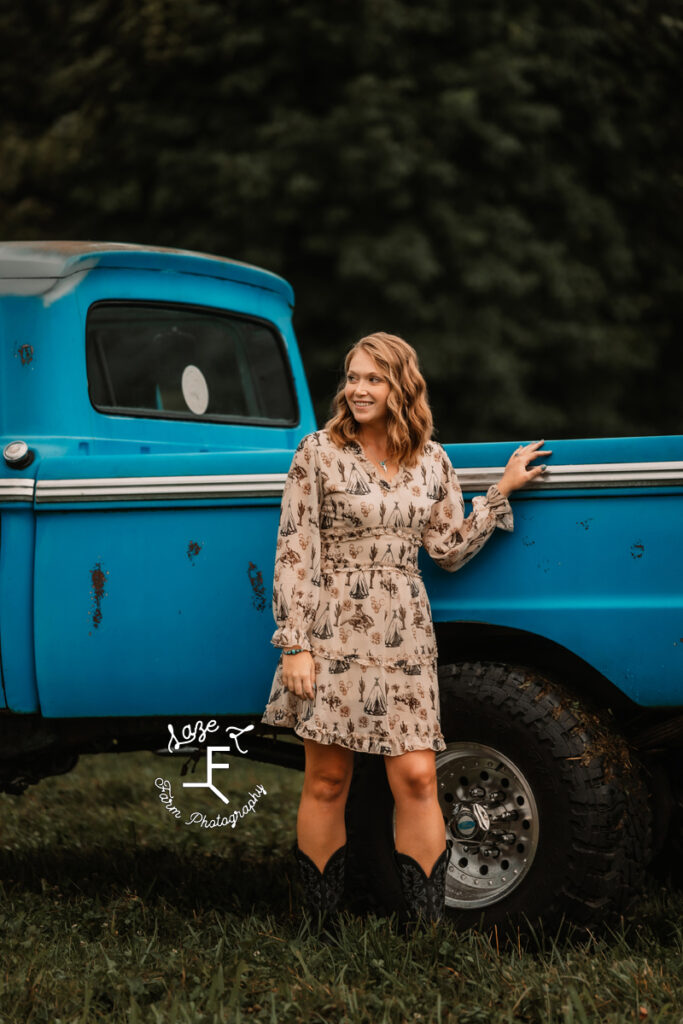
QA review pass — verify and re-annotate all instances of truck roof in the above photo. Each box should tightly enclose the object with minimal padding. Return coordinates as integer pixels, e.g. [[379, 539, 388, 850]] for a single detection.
[[0, 241, 294, 305]]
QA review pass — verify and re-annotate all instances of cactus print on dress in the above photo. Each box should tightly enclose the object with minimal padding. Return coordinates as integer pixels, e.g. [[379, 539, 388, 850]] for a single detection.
[[260, 429, 513, 755]]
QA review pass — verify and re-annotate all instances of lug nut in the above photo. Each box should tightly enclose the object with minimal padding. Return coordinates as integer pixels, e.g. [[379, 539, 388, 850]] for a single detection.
[[460, 843, 480, 855], [468, 786, 486, 799], [493, 809, 519, 822], [491, 831, 516, 845]]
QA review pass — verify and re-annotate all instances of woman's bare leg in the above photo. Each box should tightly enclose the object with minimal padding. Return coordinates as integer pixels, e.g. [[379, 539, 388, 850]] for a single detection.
[[297, 738, 354, 872], [384, 749, 446, 873]]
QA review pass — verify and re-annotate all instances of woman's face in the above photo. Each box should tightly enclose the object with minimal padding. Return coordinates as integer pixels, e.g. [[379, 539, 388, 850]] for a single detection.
[[344, 349, 391, 429]]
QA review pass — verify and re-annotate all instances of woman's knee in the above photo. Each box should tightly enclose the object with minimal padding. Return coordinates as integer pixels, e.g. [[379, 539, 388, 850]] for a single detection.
[[304, 770, 350, 803], [385, 752, 438, 802], [302, 740, 353, 803]]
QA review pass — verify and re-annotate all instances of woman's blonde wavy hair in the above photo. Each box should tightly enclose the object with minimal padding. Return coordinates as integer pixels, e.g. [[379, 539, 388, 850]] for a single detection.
[[324, 332, 433, 468]]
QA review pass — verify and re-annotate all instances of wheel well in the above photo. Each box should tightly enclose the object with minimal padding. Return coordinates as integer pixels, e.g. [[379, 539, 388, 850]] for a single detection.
[[434, 621, 640, 723]]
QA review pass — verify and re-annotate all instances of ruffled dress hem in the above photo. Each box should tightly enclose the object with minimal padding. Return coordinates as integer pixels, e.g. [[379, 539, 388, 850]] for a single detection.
[[259, 711, 447, 756]]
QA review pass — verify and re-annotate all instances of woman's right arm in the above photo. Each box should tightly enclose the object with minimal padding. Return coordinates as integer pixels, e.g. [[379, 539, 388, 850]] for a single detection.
[[271, 433, 322, 700]]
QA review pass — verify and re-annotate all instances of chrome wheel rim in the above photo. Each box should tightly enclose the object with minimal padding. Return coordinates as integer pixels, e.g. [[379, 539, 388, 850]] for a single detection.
[[392, 741, 540, 909]]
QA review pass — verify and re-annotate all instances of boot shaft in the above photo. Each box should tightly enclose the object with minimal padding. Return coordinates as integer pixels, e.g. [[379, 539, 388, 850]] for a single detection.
[[393, 841, 453, 931], [293, 841, 347, 928]]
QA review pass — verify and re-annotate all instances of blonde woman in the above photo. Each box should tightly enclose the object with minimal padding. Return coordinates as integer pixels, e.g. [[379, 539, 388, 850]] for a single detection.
[[260, 332, 549, 931]]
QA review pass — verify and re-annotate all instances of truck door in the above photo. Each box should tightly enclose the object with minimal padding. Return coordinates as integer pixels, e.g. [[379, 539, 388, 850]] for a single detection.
[[33, 286, 309, 718]]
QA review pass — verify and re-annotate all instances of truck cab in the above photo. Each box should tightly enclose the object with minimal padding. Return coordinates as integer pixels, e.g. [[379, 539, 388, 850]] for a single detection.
[[0, 242, 314, 768]]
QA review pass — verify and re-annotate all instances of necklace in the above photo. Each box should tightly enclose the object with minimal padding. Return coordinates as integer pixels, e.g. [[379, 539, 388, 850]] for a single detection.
[[355, 435, 396, 476], [365, 449, 392, 474]]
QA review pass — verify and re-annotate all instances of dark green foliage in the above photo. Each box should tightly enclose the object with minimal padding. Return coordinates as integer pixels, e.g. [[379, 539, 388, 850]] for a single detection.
[[1, 1, 682, 440]]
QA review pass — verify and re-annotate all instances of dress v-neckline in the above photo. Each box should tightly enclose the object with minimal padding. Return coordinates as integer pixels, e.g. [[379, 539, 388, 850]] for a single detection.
[[347, 439, 406, 488]]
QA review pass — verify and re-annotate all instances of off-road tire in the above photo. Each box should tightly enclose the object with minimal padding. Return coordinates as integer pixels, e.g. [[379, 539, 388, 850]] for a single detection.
[[344, 661, 652, 932]]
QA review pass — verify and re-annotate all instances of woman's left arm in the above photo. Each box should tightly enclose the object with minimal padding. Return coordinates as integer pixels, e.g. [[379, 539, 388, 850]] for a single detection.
[[421, 440, 550, 573]]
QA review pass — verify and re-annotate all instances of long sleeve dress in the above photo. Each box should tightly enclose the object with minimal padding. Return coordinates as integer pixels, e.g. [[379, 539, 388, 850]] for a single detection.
[[259, 428, 513, 756]]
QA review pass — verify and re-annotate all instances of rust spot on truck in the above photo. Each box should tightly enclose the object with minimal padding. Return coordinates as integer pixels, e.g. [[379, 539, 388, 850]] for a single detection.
[[16, 343, 33, 365], [187, 541, 201, 564], [89, 561, 108, 632], [630, 542, 644, 559], [247, 561, 267, 611]]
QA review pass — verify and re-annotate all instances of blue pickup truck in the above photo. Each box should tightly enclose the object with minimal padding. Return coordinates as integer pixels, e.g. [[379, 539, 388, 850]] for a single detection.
[[1, 241, 680, 931]]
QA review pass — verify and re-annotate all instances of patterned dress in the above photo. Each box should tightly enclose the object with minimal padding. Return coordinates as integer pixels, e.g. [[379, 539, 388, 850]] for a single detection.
[[260, 429, 513, 756]]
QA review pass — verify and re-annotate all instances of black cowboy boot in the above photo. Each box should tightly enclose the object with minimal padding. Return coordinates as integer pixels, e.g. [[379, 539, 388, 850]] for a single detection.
[[393, 840, 453, 933], [292, 840, 347, 932]]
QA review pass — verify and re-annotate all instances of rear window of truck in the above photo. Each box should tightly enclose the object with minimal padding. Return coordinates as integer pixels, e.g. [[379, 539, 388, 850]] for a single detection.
[[86, 301, 298, 425]]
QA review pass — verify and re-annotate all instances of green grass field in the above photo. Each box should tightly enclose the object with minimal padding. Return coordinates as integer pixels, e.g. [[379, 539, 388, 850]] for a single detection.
[[1, 747, 682, 1023]]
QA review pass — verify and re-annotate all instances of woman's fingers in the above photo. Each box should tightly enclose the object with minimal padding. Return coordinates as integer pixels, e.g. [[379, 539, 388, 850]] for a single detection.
[[304, 659, 316, 701], [287, 677, 305, 698], [512, 441, 552, 465], [303, 673, 316, 701], [500, 440, 552, 494]]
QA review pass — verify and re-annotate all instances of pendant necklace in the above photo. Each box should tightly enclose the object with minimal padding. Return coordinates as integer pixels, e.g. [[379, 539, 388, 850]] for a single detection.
[[357, 434, 391, 474]]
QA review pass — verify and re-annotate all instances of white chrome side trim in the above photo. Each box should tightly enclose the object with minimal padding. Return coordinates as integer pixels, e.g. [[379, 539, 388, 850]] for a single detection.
[[0, 479, 36, 502], [2, 460, 679, 506], [458, 461, 683, 491], [35, 472, 289, 503]]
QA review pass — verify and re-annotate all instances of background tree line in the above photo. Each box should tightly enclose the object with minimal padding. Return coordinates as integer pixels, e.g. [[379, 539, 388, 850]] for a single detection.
[[1, 0, 682, 441]]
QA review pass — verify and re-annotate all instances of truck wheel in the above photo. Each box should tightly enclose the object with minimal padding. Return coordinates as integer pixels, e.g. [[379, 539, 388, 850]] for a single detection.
[[435, 662, 651, 931], [344, 661, 652, 932]]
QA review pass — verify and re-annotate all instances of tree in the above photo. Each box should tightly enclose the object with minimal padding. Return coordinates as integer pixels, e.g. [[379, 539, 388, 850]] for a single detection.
[[1, 0, 681, 440]]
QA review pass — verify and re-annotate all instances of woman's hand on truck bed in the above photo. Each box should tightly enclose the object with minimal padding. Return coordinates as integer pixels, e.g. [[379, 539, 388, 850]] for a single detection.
[[497, 439, 552, 497]]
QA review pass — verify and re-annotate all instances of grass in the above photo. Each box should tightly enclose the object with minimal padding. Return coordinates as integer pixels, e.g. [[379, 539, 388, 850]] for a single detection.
[[1, 746, 683, 1023]]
